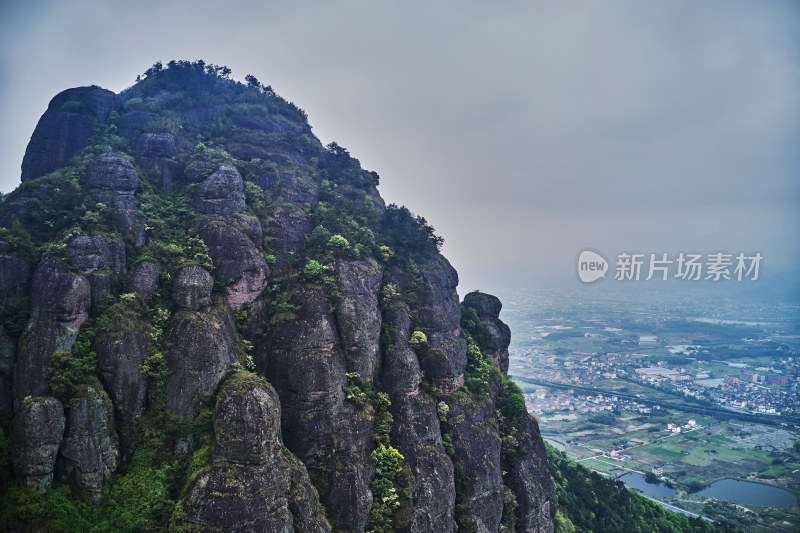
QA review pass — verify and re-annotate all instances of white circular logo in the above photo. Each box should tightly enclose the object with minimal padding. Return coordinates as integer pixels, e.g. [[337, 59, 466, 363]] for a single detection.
[[577, 250, 608, 283]]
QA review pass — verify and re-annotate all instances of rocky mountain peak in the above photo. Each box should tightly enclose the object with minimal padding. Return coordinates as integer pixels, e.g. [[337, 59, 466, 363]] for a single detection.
[[0, 61, 555, 532]]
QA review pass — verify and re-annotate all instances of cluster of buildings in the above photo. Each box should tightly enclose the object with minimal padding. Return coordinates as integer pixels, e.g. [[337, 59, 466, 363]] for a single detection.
[[665, 419, 697, 434], [524, 388, 655, 417], [512, 344, 799, 419], [525, 390, 611, 415], [731, 371, 789, 386], [635, 366, 691, 383], [679, 362, 799, 416]]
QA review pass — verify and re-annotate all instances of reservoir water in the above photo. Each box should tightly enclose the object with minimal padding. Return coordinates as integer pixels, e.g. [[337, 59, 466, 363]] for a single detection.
[[696, 479, 797, 508], [619, 472, 676, 499]]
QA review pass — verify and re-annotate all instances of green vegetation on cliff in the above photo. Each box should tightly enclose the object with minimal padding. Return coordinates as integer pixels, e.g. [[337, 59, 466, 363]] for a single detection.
[[546, 444, 739, 533], [0, 58, 727, 533], [0, 60, 503, 532]]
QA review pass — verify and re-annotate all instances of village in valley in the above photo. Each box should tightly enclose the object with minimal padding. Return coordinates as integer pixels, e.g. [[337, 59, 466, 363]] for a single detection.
[[500, 282, 800, 531]]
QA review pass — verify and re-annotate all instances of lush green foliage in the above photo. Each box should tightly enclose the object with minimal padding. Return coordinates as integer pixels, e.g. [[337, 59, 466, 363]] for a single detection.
[[0, 219, 35, 260], [94, 293, 143, 333], [48, 337, 98, 405], [496, 378, 527, 469], [462, 333, 501, 400], [460, 290, 495, 348], [459, 294, 504, 400], [546, 444, 738, 533], [371, 391, 393, 444], [266, 289, 298, 325], [0, 296, 30, 338], [409, 330, 427, 353], [500, 485, 519, 533], [306, 200, 379, 262], [380, 204, 443, 258], [136, 184, 213, 274], [126, 60, 307, 125], [302, 259, 323, 280], [320, 142, 379, 189], [343, 372, 370, 408], [379, 282, 403, 311], [0, 482, 97, 532], [342, 372, 394, 445], [0, 166, 90, 255], [0, 405, 213, 532], [327, 233, 350, 254], [0, 56, 480, 532], [339, 372, 413, 531], [0, 427, 11, 482], [366, 444, 406, 533], [460, 296, 482, 338], [140, 352, 169, 387]]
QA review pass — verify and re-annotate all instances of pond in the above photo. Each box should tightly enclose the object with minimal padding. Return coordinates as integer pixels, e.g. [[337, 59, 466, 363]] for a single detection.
[[696, 479, 797, 508], [619, 472, 676, 499]]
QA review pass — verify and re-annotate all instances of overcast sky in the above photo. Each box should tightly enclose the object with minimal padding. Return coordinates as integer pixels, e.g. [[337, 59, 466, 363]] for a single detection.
[[1, 0, 798, 296]]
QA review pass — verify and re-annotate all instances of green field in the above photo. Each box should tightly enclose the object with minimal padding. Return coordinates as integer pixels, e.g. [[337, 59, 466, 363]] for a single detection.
[[536, 397, 800, 498]]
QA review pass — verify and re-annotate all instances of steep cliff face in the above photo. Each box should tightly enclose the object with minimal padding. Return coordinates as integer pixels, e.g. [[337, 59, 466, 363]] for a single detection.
[[176, 370, 329, 532], [0, 61, 554, 532], [21, 87, 116, 183]]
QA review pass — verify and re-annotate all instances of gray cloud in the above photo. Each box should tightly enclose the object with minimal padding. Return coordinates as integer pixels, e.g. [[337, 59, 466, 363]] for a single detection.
[[1, 0, 798, 294]]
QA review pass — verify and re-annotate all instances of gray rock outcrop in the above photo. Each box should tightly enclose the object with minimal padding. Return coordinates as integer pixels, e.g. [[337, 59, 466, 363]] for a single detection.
[[88, 153, 140, 192], [449, 398, 504, 532], [0, 327, 16, 414], [88, 153, 146, 245], [135, 133, 179, 193], [0, 251, 31, 414], [382, 304, 456, 532], [67, 234, 126, 304], [416, 258, 467, 394], [198, 221, 269, 308], [462, 291, 511, 374], [335, 259, 383, 382], [58, 385, 119, 502], [264, 205, 313, 268], [254, 169, 319, 209], [117, 110, 159, 139], [257, 287, 374, 532], [191, 165, 270, 308], [0, 253, 31, 309], [96, 329, 148, 457], [21, 87, 116, 182], [127, 260, 162, 301], [194, 165, 247, 215], [172, 265, 213, 311], [4, 70, 557, 533], [11, 397, 65, 491], [213, 374, 282, 465], [14, 259, 90, 406], [506, 413, 556, 533], [67, 235, 126, 275], [256, 169, 318, 269], [177, 370, 330, 532], [165, 305, 237, 418]]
